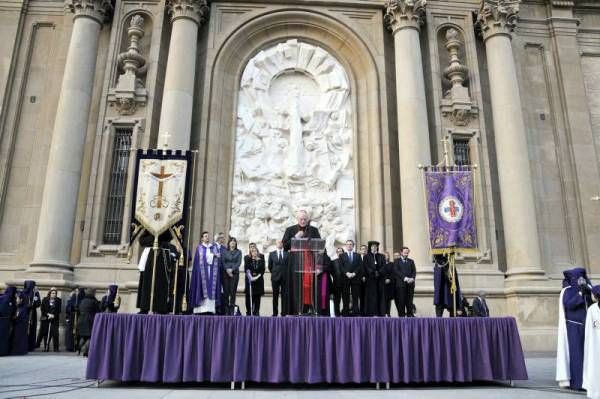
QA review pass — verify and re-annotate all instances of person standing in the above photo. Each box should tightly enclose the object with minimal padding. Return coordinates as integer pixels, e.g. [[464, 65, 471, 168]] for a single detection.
[[433, 254, 464, 317], [100, 285, 120, 313], [382, 252, 395, 317], [394, 247, 416, 317], [563, 267, 593, 390], [472, 291, 490, 317], [65, 287, 84, 352], [331, 247, 344, 316], [0, 286, 16, 356], [281, 209, 321, 315], [190, 231, 223, 315], [36, 288, 61, 352], [583, 285, 600, 399], [358, 245, 368, 315], [136, 230, 177, 314], [10, 292, 29, 355], [363, 241, 386, 316], [78, 288, 99, 357], [222, 237, 242, 315], [340, 240, 362, 316], [20, 281, 41, 351], [245, 246, 265, 316], [268, 240, 288, 316]]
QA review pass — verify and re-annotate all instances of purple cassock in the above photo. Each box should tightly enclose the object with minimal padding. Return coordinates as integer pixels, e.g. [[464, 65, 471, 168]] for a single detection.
[[190, 243, 222, 314], [563, 267, 593, 390]]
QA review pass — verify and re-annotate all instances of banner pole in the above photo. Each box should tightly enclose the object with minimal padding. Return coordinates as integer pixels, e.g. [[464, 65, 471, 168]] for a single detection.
[[149, 234, 159, 314], [182, 150, 198, 313]]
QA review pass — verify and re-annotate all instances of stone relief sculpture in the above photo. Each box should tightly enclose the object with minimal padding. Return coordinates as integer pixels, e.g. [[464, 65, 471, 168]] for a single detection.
[[230, 39, 356, 256]]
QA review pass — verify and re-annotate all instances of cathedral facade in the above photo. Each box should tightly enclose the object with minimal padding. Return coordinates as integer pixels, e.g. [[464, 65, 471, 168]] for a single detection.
[[0, 0, 599, 351]]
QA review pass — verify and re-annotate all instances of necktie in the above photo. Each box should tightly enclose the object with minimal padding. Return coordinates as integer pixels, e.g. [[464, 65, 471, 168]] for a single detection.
[[349, 252, 353, 262], [279, 251, 282, 262]]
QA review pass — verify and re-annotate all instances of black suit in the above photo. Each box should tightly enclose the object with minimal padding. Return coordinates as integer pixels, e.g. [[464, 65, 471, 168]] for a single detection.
[[268, 249, 289, 316], [471, 297, 489, 317], [393, 257, 416, 317], [340, 251, 362, 316]]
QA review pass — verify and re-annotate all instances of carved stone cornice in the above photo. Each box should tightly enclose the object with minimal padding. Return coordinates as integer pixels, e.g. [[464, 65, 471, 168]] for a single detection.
[[65, 0, 113, 25], [476, 0, 520, 41], [167, 0, 209, 26], [550, 0, 574, 8], [384, 0, 427, 34]]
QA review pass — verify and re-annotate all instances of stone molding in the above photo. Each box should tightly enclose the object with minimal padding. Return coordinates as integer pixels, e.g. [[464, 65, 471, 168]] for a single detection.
[[65, 0, 113, 25], [477, 0, 520, 41], [167, 0, 209, 25], [384, 0, 427, 33]]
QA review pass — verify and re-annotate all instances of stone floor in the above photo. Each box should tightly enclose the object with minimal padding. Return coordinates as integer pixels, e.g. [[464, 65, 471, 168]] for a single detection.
[[0, 352, 586, 399]]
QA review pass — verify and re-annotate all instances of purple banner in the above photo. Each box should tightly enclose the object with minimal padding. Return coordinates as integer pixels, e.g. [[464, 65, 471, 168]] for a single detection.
[[425, 168, 476, 251]]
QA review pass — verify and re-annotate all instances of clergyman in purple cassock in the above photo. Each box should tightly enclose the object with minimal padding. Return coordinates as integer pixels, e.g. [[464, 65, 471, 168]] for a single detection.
[[190, 232, 222, 315], [563, 267, 593, 390]]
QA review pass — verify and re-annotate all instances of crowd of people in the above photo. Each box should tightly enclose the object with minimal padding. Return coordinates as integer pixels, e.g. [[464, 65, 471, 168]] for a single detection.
[[136, 210, 492, 318], [0, 281, 121, 357]]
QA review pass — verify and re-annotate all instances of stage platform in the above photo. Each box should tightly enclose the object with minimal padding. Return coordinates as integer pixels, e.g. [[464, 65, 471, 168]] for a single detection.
[[85, 314, 528, 385]]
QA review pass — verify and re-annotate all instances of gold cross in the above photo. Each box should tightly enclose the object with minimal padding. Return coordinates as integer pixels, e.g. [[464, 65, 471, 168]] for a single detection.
[[151, 165, 173, 209]]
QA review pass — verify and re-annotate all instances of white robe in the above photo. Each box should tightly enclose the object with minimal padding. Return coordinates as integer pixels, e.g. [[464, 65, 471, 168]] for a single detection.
[[583, 304, 600, 399], [556, 287, 571, 387]]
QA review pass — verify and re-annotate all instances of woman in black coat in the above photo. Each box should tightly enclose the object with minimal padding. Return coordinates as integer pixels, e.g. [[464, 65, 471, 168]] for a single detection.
[[36, 288, 61, 352], [77, 288, 99, 356], [244, 246, 265, 316]]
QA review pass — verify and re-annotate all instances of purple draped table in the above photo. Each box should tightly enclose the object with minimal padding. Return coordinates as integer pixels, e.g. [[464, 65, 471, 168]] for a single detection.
[[86, 314, 528, 384]]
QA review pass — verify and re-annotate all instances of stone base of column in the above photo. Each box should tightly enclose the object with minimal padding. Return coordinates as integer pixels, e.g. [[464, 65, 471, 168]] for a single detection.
[[17, 260, 75, 287], [505, 267, 548, 282]]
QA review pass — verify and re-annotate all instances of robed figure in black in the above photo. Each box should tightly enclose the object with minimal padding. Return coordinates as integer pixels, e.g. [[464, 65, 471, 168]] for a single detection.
[[393, 247, 416, 317], [65, 288, 85, 352], [281, 210, 321, 315], [100, 285, 120, 313], [36, 288, 61, 352], [78, 288, 99, 356], [331, 248, 345, 316], [0, 286, 16, 356], [137, 230, 178, 314], [21, 280, 41, 351], [363, 241, 387, 317], [340, 240, 362, 316], [10, 292, 29, 355], [268, 240, 289, 316]]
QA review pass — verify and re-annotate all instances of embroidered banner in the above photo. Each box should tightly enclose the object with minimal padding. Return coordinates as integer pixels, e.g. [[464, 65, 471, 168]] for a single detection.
[[425, 168, 476, 252]]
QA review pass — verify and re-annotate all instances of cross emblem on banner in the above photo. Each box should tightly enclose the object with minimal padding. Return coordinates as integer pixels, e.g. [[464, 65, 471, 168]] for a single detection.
[[161, 131, 171, 149], [151, 166, 173, 217]]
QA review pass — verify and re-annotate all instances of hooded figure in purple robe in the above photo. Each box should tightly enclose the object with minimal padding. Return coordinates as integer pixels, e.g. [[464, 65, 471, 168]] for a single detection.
[[21, 280, 40, 351], [10, 291, 29, 355], [563, 267, 593, 390], [0, 286, 17, 356]]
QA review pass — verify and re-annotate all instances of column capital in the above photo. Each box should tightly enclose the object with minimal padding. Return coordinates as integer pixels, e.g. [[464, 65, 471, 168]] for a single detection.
[[65, 0, 113, 25], [167, 0, 209, 26], [477, 0, 520, 41], [384, 0, 427, 34]]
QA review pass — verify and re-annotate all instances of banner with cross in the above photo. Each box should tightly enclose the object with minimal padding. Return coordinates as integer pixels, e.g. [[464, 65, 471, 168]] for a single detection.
[[131, 149, 191, 237]]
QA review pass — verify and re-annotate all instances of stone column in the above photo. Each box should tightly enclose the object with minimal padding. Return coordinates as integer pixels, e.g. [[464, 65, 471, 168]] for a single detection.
[[157, 0, 208, 150], [29, 0, 111, 275], [385, 0, 432, 270], [477, 0, 544, 279]]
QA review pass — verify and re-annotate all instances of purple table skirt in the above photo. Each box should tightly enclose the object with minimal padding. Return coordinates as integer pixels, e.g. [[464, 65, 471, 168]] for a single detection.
[[86, 314, 528, 384]]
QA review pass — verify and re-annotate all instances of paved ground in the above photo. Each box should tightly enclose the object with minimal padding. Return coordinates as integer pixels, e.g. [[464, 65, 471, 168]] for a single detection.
[[0, 353, 587, 399]]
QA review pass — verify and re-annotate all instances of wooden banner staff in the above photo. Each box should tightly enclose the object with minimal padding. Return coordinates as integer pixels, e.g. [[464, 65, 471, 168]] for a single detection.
[[182, 150, 199, 313], [170, 225, 185, 314]]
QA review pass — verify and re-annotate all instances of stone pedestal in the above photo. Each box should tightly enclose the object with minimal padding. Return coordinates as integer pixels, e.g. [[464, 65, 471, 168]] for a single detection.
[[157, 0, 208, 150], [385, 0, 432, 271], [28, 0, 112, 278], [477, 0, 544, 280]]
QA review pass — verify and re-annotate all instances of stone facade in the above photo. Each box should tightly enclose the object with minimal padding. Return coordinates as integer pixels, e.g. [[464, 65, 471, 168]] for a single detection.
[[0, 0, 599, 352]]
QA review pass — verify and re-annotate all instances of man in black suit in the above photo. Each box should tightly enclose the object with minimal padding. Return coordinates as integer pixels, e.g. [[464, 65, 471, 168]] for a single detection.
[[281, 210, 321, 314], [331, 247, 344, 316], [471, 290, 490, 317], [394, 246, 416, 317], [268, 239, 289, 316], [340, 240, 362, 316]]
